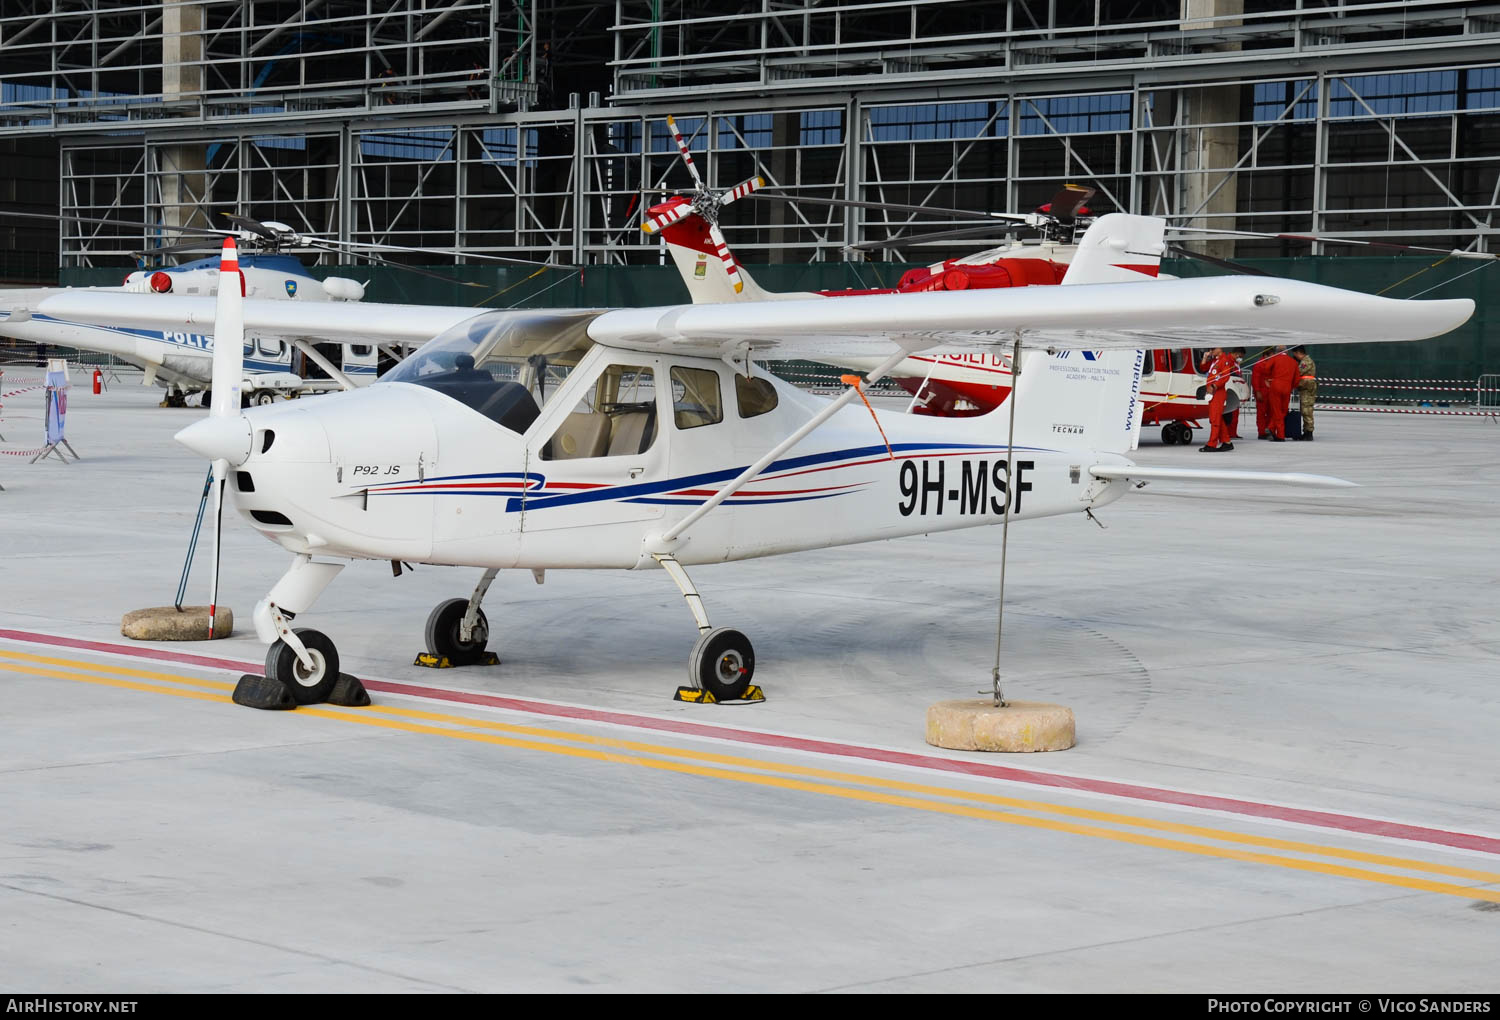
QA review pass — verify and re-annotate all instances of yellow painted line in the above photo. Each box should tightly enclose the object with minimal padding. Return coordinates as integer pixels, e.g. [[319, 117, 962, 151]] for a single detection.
[[0, 648, 234, 692], [0, 660, 230, 706], [354, 703, 1500, 887], [296, 705, 1500, 904], [6, 654, 1500, 901]]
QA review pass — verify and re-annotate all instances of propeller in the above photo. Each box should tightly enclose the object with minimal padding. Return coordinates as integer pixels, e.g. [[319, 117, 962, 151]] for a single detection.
[[640, 115, 766, 294], [173, 239, 254, 639]]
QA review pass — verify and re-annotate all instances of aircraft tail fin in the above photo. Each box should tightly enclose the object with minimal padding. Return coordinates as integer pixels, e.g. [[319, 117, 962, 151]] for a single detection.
[[1061, 213, 1166, 285], [988, 346, 1147, 454], [649, 199, 773, 303]]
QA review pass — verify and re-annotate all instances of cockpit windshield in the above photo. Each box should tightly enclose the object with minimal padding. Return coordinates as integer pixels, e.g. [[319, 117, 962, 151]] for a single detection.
[[379, 309, 602, 433]]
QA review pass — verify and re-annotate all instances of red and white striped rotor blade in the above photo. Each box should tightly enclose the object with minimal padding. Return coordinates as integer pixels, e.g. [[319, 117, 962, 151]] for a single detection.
[[716, 175, 765, 209], [665, 115, 705, 189], [640, 200, 694, 236], [707, 222, 744, 294]]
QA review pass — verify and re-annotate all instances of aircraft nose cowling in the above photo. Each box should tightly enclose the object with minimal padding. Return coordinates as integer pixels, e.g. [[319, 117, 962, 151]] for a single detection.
[[175, 415, 254, 466]]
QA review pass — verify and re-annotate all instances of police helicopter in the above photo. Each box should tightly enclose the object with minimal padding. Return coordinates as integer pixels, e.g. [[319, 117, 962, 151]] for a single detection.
[[0, 208, 552, 404], [34, 216, 1471, 705]]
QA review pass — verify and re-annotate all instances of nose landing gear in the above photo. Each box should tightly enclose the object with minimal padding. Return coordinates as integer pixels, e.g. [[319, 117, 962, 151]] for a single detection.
[[235, 555, 367, 710], [265, 627, 340, 704]]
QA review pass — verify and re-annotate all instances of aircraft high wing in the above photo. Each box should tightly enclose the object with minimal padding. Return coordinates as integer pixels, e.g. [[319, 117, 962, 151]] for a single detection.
[[38, 272, 1468, 368], [586, 275, 1470, 359]]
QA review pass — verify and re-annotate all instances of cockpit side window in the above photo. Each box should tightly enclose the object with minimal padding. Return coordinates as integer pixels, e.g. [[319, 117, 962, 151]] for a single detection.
[[670, 366, 724, 430], [735, 372, 778, 417], [542, 364, 658, 460]]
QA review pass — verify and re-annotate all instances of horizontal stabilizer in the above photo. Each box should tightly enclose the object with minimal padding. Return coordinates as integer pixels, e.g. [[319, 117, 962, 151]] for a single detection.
[[1089, 465, 1357, 488]]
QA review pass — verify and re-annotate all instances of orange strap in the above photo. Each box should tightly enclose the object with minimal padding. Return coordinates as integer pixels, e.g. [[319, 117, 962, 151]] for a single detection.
[[840, 374, 894, 459]]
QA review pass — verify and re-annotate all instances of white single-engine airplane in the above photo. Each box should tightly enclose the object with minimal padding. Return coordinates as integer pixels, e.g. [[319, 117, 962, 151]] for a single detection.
[[35, 216, 1472, 704]]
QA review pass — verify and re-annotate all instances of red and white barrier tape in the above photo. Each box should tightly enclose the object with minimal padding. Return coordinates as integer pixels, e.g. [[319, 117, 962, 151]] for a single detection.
[[1320, 381, 1499, 394], [1316, 405, 1500, 417], [1319, 377, 1492, 385], [0, 446, 48, 456]]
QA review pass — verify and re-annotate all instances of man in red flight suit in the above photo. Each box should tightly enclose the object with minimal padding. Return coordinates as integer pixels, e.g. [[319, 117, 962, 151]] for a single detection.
[[1251, 348, 1274, 439], [1263, 345, 1299, 441], [1222, 347, 1244, 439], [1199, 345, 1238, 452]]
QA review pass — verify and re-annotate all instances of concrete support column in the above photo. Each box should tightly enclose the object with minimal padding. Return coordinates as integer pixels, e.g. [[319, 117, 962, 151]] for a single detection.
[[1179, 0, 1242, 259], [768, 111, 798, 264], [160, 2, 208, 233]]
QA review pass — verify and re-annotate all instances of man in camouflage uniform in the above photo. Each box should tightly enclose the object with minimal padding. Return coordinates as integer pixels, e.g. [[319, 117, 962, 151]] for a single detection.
[[1290, 345, 1316, 441]]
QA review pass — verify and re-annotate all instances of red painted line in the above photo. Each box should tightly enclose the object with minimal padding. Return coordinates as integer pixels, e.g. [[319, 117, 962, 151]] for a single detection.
[[4, 625, 1498, 856]]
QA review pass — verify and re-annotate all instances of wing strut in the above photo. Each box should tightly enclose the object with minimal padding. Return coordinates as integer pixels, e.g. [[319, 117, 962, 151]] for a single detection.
[[654, 347, 915, 547], [287, 337, 357, 391]]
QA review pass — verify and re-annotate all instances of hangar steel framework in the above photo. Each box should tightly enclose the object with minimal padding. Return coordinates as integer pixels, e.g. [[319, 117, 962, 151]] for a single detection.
[[4, 1, 1499, 272]]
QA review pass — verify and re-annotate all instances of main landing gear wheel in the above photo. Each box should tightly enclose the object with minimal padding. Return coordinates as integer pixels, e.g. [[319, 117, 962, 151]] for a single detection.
[[265, 628, 340, 704], [253, 391, 277, 406], [425, 598, 491, 666], [1162, 422, 1193, 445], [690, 627, 755, 701]]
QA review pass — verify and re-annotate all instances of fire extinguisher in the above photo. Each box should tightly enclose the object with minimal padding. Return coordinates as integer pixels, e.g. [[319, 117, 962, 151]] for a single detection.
[[92, 369, 102, 394]]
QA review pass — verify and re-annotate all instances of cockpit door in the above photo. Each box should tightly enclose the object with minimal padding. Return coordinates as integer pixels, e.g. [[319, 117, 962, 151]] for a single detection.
[[518, 348, 667, 534]]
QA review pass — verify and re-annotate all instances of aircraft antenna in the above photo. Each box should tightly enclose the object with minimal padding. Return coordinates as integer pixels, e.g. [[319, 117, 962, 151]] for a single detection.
[[990, 334, 1023, 707]]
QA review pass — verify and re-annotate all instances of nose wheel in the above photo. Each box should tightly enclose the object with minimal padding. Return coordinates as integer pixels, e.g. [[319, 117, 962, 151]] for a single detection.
[[265, 627, 340, 704]]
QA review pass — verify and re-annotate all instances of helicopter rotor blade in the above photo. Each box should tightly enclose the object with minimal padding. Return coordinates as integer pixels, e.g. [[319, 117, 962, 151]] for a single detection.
[[301, 241, 490, 287], [0, 208, 230, 238], [706, 222, 744, 294], [665, 114, 706, 190], [1165, 224, 1500, 261], [715, 175, 766, 209], [640, 200, 695, 236], [310, 236, 559, 268], [846, 222, 1021, 251], [747, 190, 1033, 223], [219, 212, 278, 239], [1165, 243, 1274, 277], [1045, 183, 1096, 224]]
